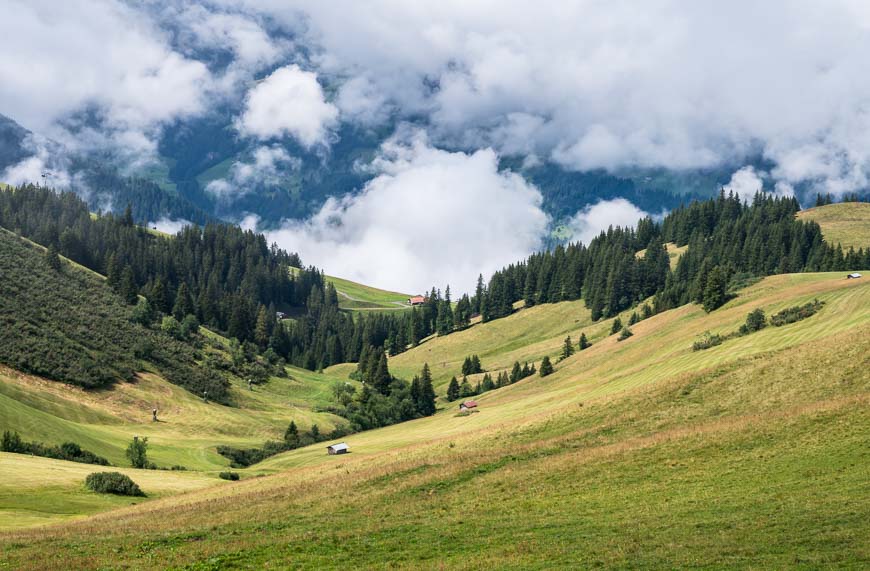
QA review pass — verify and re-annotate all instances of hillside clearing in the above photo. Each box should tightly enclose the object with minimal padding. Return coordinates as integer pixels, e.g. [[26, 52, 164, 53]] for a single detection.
[[797, 202, 870, 250]]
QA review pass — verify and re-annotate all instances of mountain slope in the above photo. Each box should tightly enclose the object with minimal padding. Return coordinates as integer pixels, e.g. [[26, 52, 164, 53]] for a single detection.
[[1, 271, 867, 568], [797, 202, 870, 250]]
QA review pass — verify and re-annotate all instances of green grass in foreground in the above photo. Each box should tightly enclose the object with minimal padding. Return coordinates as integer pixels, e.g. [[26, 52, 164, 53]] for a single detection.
[[797, 202, 870, 250], [1, 311, 867, 569]]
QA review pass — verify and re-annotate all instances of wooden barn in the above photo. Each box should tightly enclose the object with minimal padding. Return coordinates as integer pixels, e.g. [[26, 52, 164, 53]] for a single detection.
[[408, 295, 426, 306], [327, 442, 349, 455], [459, 400, 478, 412]]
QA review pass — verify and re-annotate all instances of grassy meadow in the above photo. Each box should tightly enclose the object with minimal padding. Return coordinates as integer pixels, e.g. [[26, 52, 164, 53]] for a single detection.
[[797, 202, 870, 250], [0, 272, 867, 568], [0, 271, 867, 568]]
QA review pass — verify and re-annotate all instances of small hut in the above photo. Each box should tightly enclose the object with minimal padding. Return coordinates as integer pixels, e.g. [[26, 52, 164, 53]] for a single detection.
[[459, 400, 478, 412], [327, 442, 349, 455]]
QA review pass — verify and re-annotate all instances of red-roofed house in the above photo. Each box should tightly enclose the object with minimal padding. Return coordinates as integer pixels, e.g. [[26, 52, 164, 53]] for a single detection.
[[459, 400, 478, 412], [408, 295, 426, 306]]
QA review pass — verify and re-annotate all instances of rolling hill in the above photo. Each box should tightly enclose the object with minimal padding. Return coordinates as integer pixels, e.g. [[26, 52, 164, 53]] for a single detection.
[[797, 202, 870, 251], [1, 270, 868, 568]]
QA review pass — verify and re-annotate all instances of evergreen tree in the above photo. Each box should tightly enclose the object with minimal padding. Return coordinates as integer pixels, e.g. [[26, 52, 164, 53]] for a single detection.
[[610, 317, 623, 335], [446, 376, 460, 401], [539, 356, 554, 377], [461, 356, 473, 376], [120, 265, 138, 305], [560, 336, 574, 361], [150, 278, 168, 314], [417, 364, 436, 415], [284, 420, 299, 448], [618, 326, 634, 341], [510, 361, 522, 383], [628, 312, 639, 325], [105, 254, 121, 290], [372, 351, 392, 395], [578, 332, 590, 350], [471, 354, 482, 374], [172, 282, 194, 320], [254, 305, 271, 348], [459, 376, 474, 398], [702, 266, 728, 312]]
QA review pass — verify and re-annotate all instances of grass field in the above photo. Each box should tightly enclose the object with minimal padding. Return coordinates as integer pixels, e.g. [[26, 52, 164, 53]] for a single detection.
[[797, 202, 870, 250], [0, 271, 867, 569], [291, 267, 412, 311], [636, 241, 688, 269]]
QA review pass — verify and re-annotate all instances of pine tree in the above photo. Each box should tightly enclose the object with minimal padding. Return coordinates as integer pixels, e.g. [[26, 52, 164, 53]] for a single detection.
[[578, 332, 590, 350], [628, 312, 639, 325], [702, 266, 728, 312], [618, 326, 634, 341], [459, 376, 474, 398], [150, 278, 168, 314], [510, 361, 522, 383], [284, 421, 299, 447], [447, 376, 460, 401], [417, 364, 436, 416], [254, 305, 271, 348], [120, 265, 138, 305], [105, 254, 121, 290], [121, 204, 134, 227], [610, 317, 623, 335], [471, 354, 482, 374], [560, 336, 574, 361], [372, 351, 392, 395], [539, 356, 554, 377], [173, 282, 194, 320]]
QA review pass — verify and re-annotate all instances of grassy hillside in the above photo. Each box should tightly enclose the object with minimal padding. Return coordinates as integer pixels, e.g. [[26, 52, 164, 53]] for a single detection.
[[1, 273, 867, 568], [797, 202, 870, 250], [291, 267, 412, 311]]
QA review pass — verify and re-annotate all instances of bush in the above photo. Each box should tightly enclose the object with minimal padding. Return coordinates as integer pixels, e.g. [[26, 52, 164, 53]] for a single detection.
[[1, 431, 110, 465], [693, 331, 724, 351], [738, 308, 767, 335], [85, 472, 145, 496], [617, 327, 634, 341], [770, 300, 825, 327], [219, 471, 240, 481], [125, 436, 154, 469]]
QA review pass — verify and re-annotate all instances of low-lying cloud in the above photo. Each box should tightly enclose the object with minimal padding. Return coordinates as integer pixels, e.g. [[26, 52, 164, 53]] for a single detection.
[[206, 145, 300, 200], [236, 65, 338, 148], [567, 199, 652, 246], [261, 131, 549, 294]]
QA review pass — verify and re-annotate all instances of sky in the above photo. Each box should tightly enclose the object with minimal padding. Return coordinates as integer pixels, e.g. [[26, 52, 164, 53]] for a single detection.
[[3, 0, 870, 292]]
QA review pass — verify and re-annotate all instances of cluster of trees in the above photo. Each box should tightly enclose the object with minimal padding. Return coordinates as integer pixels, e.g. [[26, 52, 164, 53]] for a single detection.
[[468, 192, 870, 329], [0, 229, 230, 400], [446, 360, 537, 401], [216, 421, 335, 468], [331, 362, 437, 432], [814, 192, 867, 206], [1, 431, 110, 466], [461, 355, 484, 375]]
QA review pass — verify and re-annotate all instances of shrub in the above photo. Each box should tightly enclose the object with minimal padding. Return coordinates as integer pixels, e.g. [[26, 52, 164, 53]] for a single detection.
[[125, 436, 153, 469], [693, 331, 724, 351], [85, 472, 145, 496], [1, 431, 110, 465], [770, 300, 825, 327], [219, 471, 240, 481], [738, 308, 767, 335], [617, 327, 634, 341]]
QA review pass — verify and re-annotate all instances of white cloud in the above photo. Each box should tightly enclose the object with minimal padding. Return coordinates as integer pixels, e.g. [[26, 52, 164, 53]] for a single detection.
[[261, 131, 549, 294], [236, 65, 338, 147], [206, 145, 300, 200], [0, 0, 211, 160], [567, 199, 651, 245], [242, 0, 870, 195], [723, 166, 764, 199], [148, 217, 193, 235]]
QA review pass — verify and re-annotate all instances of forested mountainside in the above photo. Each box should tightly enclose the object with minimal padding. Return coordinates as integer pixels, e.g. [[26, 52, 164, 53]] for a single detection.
[[0, 228, 229, 401]]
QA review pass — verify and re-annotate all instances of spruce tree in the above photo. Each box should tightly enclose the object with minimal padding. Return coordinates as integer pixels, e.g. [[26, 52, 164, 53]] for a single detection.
[[447, 376, 460, 401], [284, 421, 299, 447], [702, 266, 728, 312], [578, 332, 590, 350], [459, 376, 474, 398], [120, 265, 138, 305], [254, 306, 271, 348], [539, 356, 554, 377], [173, 282, 194, 320], [560, 336, 574, 361], [372, 352, 392, 395], [610, 317, 623, 335], [418, 364, 436, 415], [618, 326, 634, 341], [471, 354, 482, 374]]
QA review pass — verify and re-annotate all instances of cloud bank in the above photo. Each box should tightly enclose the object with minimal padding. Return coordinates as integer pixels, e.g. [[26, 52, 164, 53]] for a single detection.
[[567, 199, 652, 246], [262, 132, 549, 294]]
